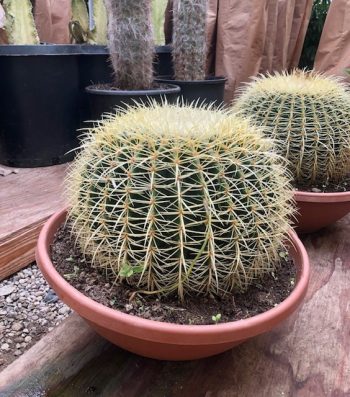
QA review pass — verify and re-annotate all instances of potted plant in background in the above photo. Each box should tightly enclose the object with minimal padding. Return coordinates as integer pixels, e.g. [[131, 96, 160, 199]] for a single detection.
[[0, 0, 108, 167], [85, 0, 180, 119], [233, 70, 350, 233], [36, 103, 309, 361], [155, 0, 227, 106]]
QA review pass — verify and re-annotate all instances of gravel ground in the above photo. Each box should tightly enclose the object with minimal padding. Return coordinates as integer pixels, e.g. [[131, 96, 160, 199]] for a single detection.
[[0, 263, 71, 369]]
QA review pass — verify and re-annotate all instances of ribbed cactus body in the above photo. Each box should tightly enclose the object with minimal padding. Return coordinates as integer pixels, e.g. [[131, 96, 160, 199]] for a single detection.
[[66, 104, 293, 300], [104, 0, 154, 90], [3, 0, 39, 44], [233, 70, 350, 186], [173, 0, 207, 81]]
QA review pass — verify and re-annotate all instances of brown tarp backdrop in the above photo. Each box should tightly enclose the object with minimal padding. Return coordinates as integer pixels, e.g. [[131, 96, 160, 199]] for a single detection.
[[314, 0, 350, 82], [34, 0, 71, 44], [206, 0, 313, 102], [166, 0, 313, 103]]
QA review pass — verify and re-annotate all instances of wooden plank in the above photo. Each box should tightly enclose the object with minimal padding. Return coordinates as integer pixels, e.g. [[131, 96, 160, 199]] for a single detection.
[[1, 215, 349, 396], [0, 164, 67, 279], [0, 314, 109, 397], [0, 220, 47, 280]]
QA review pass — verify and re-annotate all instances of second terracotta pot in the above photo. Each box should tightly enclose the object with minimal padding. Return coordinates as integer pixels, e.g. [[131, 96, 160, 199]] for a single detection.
[[294, 190, 350, 234]]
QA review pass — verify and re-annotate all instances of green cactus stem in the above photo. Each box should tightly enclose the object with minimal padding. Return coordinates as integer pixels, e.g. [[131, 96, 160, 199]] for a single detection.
[[172, 0, 207, 81], [233, 70, 350, 186], [104, 0, 154, 90], [3, 0, 39, 45], [66, 104, 294, 301]]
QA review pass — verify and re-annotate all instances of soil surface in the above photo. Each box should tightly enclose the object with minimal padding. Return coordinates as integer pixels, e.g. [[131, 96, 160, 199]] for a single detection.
[[295, 174, 350, 193], [90, 82, 173, 92], [51, 224, 296, 325]]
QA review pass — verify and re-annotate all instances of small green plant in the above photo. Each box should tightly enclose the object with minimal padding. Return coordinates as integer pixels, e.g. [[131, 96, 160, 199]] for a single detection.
[[104, 0, 154, 90], [66, 103, 294, 301], [211, 313, 221, 324], [172, 0, 207, 80], [70, 0, 107, 44], [119, 263, 144, 278], [233, 70, 350, 186], [2, 0, 39, 44], [64, 265, 80, 280]]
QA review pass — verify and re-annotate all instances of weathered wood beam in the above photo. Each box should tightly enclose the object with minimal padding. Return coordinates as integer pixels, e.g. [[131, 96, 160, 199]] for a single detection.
[[0, 314, 109, 396]]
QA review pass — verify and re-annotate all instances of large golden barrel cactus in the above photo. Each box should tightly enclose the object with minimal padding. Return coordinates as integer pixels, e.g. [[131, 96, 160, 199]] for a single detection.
[[233, 70, 350, 186], [66, 104, 294, 300]]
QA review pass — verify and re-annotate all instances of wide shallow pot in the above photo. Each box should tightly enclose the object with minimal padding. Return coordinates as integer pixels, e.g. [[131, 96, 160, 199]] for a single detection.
[[36, 208, 310, 361], [154, 76, 227, 107], [294, 190, 350, 234], [85, 83, 181, 120]]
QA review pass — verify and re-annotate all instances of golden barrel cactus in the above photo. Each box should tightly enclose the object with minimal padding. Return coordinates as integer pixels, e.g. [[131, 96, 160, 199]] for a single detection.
[[233, 70, 350, 186], [66, 104, 294, 300]]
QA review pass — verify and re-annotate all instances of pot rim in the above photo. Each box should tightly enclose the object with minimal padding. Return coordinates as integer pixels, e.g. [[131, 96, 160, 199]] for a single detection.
[[294, 189, 350, 203], [154, 76, 227, 85], [36, 208, 309, 345], [0, 44, 171, 57], [85, 83, 181, 96]]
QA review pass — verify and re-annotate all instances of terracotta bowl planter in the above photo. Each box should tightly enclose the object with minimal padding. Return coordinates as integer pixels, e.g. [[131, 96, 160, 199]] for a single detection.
[[36, 208, 310, 361], [294, 190, 350, 234]]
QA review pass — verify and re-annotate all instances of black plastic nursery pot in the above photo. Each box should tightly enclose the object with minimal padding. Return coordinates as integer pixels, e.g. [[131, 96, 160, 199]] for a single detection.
[[0, 45, 85, 167], [78, 45, 174, 124], [154, 76, 227, 107], [85, 83, 181, 120], [0, 45, 173, 168]]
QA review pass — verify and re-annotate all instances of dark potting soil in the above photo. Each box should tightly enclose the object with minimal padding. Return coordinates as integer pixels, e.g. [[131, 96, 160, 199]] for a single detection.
[[294, 174, 350, 193], [92, 82, 173, 92], [51, 224, 296, 325]]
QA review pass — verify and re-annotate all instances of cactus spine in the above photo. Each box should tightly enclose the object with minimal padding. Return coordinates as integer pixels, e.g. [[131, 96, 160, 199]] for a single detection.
[[172, 0, 207, 81], [233, 70, 350, 186], [104, 0, 154, 90], [66, 104, 294, 300], [3, 0, 39, 44], [70, 0, 107, 44]]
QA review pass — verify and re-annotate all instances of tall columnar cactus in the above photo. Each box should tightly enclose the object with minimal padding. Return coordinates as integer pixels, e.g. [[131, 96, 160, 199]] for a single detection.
[[172, 0, 207, 80], [70, 0, 107, 44], [3, 0, 39, 44], [66, 104, 294, 300], [104, 0, 154, 90], [233, 70, 350, 186]]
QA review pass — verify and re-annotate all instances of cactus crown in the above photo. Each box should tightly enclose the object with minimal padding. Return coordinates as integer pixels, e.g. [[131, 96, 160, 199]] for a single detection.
[[233, 70, 350, 186], [66, 103, 294, 300], [104, 0, 154, 90], [172, 0, 208, 81], [3, 0, 39, 44]]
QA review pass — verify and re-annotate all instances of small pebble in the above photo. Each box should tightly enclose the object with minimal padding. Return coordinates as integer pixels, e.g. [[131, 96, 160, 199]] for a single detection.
[[11, 322, 23, 332], [0, 285, 15, 297], [44, 290, 59, 303], [1, 343, 10, 351], [311, 187, 322, 193]]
